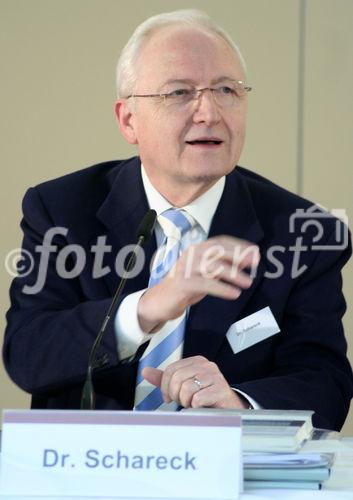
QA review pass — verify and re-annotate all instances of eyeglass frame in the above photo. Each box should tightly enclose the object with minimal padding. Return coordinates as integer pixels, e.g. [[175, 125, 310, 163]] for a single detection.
[[125, 80, 252, 106]]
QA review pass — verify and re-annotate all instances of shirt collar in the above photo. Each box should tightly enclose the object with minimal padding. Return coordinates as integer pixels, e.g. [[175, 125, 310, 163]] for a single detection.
[[141, 164, 225, 235]]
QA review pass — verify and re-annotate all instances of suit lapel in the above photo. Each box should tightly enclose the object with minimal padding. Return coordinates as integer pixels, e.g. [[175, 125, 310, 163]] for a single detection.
[[94, 160, 265, 361], [95, 157, 156, 295], [184, 168, 265, 360]]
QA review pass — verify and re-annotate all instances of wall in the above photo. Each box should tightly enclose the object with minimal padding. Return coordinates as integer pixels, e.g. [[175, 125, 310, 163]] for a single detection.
[[1, 0, 352, 434]]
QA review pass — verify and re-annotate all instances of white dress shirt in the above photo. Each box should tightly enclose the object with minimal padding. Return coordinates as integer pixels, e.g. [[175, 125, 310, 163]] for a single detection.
[[114, 164, 260, 409]]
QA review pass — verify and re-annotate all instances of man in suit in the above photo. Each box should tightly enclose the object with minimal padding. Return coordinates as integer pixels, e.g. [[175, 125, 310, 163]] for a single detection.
[[3, 10, 353, 429]]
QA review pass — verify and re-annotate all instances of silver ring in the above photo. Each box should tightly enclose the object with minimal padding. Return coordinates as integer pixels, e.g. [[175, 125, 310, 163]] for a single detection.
[[193, 378, 202, 390]]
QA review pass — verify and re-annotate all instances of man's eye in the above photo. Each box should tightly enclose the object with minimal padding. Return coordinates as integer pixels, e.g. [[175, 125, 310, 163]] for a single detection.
[[168, 89, 191, 97], [218, 86, 235, 95]]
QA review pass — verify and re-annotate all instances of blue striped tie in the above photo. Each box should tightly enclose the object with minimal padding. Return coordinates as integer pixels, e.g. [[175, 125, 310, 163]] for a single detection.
[[134, 209, 194, 411]]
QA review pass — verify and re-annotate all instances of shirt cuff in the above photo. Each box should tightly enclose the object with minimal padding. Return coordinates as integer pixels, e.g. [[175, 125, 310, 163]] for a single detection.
[[232, 388, 262, 410], [114, 289, 153, 360]]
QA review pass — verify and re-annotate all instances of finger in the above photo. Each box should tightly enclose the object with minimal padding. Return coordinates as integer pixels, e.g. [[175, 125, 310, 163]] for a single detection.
[[228, 268, 254, 289], [191, 384, 221, 408], [165, 359, 219, 405], [203, 237, 260, 270], [178, 378, 204, 408], [199, 261, 254, 289], [160, 356, 208, 401], [178, 374, 215, 408], [167, 365, 207, 403], [141, 367, 163, 387], [191, 383, 237, 409]]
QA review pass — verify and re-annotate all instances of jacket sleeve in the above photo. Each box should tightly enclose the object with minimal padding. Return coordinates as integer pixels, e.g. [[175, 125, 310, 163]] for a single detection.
[[3, 186, 135, 400], [235, 223, 353, 431]]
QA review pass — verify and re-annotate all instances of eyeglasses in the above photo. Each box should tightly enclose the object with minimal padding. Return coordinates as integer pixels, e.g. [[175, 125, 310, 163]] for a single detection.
[[126, 81, 252, 108]]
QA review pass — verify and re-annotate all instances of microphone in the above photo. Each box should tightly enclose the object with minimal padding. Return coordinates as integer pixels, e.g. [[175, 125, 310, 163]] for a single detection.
[[80, 209, 157, 409]]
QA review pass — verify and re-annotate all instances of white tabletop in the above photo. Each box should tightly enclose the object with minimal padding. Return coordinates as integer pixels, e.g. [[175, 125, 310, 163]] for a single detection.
[[0, 493, 352, 500]]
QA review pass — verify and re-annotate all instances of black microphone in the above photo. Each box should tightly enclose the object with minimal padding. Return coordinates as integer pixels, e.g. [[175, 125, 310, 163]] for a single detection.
[[80, 209, 157, 409]]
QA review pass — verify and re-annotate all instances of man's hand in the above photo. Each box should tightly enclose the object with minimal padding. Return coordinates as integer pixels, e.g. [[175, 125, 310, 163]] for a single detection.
[[142, 355, 248, 409], [138, 235, 260, 333]]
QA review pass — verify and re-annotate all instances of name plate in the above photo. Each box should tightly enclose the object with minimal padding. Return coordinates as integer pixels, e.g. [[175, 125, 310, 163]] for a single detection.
[[0, 410, 242, 499]]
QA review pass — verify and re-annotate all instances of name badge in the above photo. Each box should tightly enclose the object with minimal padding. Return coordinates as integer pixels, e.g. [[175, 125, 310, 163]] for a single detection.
[[226, 306, 280, 354], [0, 410, 242, 499]]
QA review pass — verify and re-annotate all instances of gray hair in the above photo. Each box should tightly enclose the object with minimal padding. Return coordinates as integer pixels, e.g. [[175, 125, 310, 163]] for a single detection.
[[116, 9, 247, 98]]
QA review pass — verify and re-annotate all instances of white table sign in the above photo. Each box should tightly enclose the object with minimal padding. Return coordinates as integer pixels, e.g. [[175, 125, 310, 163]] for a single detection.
[[0, 410, 242, 499]]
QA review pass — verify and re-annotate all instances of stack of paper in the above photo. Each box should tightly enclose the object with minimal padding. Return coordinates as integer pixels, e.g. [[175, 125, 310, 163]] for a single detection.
[[185, 408, 341, 490], [243, 452, 334, 490], [186, 408, 314, 452], [234, 409, 314, 452]]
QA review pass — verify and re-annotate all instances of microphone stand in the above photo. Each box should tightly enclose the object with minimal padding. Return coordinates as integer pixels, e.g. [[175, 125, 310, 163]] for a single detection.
[[80, 210, 157, 410]]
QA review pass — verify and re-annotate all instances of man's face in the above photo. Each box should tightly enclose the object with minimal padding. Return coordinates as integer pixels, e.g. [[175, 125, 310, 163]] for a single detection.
[[118, 26, 248, 202]]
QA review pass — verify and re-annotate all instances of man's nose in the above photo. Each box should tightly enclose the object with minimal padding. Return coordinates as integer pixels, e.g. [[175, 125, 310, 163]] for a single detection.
[[192, 89, 221, 126]]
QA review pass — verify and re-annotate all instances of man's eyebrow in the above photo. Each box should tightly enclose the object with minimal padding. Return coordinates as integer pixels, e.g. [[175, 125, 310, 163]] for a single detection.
[[158, 79, 195, 90], [158, 76, 241, 90], [211, 77, 242, 84]]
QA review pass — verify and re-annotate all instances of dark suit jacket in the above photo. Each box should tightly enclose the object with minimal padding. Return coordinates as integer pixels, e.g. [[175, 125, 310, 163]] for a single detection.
[[3, 157, 353, 430]]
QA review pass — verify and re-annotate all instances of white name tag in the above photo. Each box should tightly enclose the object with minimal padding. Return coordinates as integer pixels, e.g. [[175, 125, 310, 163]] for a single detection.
[[226, 306, 280, 354], [0, 410, 242, 499]]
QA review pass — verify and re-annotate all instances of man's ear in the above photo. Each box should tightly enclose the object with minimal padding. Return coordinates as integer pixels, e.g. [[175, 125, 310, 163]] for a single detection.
[[114, 99, 138, 144]]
